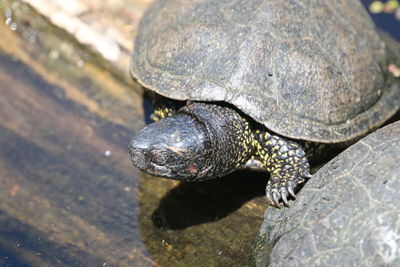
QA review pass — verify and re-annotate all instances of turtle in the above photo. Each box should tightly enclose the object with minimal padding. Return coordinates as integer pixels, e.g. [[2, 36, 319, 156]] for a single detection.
[[128, 0, 400, 207], [253, 120, 400, 266]]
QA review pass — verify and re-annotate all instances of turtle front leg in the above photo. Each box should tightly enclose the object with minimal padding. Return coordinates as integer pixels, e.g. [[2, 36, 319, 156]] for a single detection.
[[150, 94, 179, 122], [255, 130, 311, 207], [151, 106, 176, 122]]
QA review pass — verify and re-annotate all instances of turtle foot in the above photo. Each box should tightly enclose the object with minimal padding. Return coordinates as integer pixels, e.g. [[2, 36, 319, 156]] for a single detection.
[[266, 169, 312, 208]]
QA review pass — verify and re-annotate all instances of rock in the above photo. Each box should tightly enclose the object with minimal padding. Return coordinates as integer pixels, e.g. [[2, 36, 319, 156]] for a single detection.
[[253, 121, 400, 266]]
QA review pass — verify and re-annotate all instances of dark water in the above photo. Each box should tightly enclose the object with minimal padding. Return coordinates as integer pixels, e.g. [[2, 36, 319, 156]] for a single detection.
[[0, 51, 150, 266], [0, 0, 399, 266], [361, 0, 400, 41]]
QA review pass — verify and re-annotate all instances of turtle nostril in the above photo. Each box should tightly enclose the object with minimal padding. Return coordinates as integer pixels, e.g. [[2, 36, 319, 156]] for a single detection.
[[129, 148, 146, 170]]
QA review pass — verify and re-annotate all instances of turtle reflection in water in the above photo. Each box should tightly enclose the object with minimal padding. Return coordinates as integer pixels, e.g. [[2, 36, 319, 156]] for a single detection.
[[128, 0, 400, 207]]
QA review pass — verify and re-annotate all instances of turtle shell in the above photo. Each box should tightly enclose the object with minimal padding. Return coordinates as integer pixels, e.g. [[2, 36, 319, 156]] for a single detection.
[[254, 120, 400, 266], [131, 0, 400, 143]]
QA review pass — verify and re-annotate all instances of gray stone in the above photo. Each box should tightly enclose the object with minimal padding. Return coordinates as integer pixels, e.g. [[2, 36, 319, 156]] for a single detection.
[[253, 121, 400, 267]]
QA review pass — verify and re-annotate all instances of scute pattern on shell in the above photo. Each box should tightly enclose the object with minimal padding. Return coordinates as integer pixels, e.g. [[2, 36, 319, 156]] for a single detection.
[[131, 0, 400, 142], [253, 121, 400, 266]]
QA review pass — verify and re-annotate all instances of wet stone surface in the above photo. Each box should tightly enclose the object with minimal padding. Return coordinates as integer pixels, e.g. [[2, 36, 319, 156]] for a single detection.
[[0, 52, 150, 266], [253, 121, 400, 267], [0, 0, 266, 266], [0, 0, 399, 266]]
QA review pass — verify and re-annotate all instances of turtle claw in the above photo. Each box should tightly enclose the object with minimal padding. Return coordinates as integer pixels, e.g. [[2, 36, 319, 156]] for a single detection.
[[281, 188, 290, 207], [288, 182, 296, 198], [303, 171, 312, 179], [265, 185, 287, 208], [266, 190, 273, 204], [266, 172, 309, 207], [272, 192, 281, 207]]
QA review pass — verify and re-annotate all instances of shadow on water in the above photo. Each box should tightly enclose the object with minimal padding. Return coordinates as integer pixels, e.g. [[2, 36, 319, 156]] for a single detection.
[[139, 89, 268, 230], [136, 3, 400, 259], [152, 171, 267, 230], [0, 0, 398, 266], [141, 1, 400, 225], [137, 89, 268, 265]]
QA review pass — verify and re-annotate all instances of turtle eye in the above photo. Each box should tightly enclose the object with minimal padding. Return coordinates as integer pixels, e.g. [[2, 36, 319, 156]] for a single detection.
[[149, 149, 167, 164]]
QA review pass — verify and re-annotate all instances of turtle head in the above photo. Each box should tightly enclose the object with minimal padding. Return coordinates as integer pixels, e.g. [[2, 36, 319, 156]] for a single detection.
[[129, 102, 251, 180], [128, 111, 210, 180]]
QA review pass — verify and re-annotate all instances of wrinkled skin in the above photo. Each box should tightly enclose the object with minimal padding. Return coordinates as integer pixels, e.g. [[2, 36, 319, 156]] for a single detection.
[[130, 113, 208, 179], [129, 102, 311, 207]]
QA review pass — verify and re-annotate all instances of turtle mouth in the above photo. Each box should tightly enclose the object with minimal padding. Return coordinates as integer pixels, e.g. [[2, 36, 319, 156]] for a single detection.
[[148, 162, 172, 176], [129, 146, 172, 177], [128, 108, 211, 179], [129, 145, 190, 178]]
